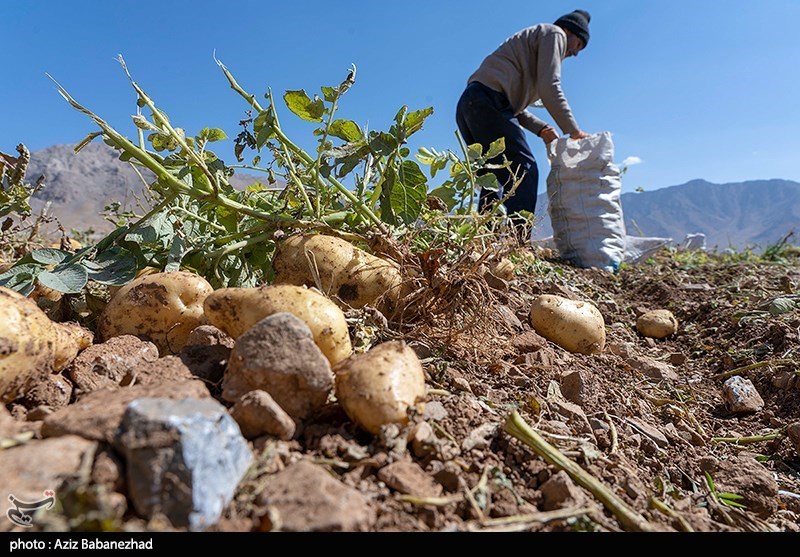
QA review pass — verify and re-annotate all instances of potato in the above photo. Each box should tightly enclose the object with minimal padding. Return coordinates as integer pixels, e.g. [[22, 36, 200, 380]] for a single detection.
[[203, 284, 353, 366], [637, 310, 678, 339], [97, 270, 213, 355], [529, 294, 606, 355], [334, 341, 426, 435], [489, 257, 516, 281], [0, 286, 93, 403], [272, 234, 405, 315]]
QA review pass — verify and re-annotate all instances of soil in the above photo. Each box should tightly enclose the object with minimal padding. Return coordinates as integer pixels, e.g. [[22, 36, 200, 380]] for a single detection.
[[7, 245, 800, 533]]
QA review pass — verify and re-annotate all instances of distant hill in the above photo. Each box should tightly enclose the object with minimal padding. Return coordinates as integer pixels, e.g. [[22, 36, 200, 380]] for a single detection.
[[26, 143, 269, 235], [532, 178, 800, 252], [23, 143, 800, 251]]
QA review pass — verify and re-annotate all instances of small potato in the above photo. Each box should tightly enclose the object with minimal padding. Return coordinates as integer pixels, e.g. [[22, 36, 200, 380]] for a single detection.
[[489, 258, 516, 281], [334, 341, 426, 435], [98, 270, 213, 355], [0, 286, 93, 403], [637, 310, 678, 339], [204, 284, 353, 366], [530, 294, 606, 355], [272, 234, 405, 315]]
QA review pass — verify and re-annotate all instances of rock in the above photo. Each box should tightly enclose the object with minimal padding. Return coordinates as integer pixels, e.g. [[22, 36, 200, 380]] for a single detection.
[[787, 423, 800, 457], [462, 423, 500, 452], [626, 417, 669, 448], [257, 460, 375, 532], [560, 369, 586, 405], [636, 310, 678, 339], [549, 399, 593, 435], [115, 397, 253, 531], [540, 470, 587, 511], [496, 305, 523, 331], [185, 325, 235, 349], [0, 405, 24, 438], [20, 373, 73, 409], [423, 401, 448, 422], [722, 376, 765, 414], [699, 454, 778, 519], [511, 330, 548, 354], [409, 421, 436, 458], [0, 435, 96, 531], [91, 447, 125, 493], [126, 356, 195, 385], [178, 344, 231, 384], [669, 352, 688, 366], [626, 355, 679, 382], [378, 460, 442, 497], [222, 313, 333, 420], [230, 390, 296, 441], [607, 341, 636, 358], [432, 461, 462, 492], [67, 335, 159, 396], [42, 380, 210, 442]]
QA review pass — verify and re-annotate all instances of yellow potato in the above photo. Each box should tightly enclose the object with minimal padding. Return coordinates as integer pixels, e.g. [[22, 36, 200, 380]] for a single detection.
[[97, 271, 213, 355], [272, 234, 405, 315], [489, 258, 516, 281], [636, 310, 678, 339], [204, 284, 353, 366], [334, 341, 426, 435], [0, 286, 93, 403], [529, 294, 606, 355]]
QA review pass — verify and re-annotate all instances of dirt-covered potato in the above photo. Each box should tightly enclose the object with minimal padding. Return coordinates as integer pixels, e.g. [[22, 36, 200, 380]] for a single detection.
[[272, 234, 405, 315], [334, 341, 426, 435], [636, 310, 678, 339], [529, 294, 606, 355], [204, 284, 353, 366], [489, 257, 516, 281], [98, 270, 213, 355], [0, 286, 93, 403]]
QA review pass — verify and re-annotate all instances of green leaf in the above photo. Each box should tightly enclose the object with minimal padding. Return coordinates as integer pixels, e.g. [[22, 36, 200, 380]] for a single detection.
[[429, 186, 459, 212], [0, 263, 41, 295], [30, 248, 70, 266], [390, 160, 427, 225], [403, 107, 434, 137], [476, 173, 500, 193], [132, 115, 158, 131], [253, 110, 276, 147], [283, 90, 325, 123], [328, 120, 363, 142], [37, 265, 88, 294], [321, 86, 338, 103], [379, 167, 397, 225], [369, 132, 397, 156], [768, 298, 796, 315], [83, 247, 138, 285], [467, 143, 483, 162], [485, 137, 506, 160], [198, 127, 227, 142], [165, 236, 186, 273]]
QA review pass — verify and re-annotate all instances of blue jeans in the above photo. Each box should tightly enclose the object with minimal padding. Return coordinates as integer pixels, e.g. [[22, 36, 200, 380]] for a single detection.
[[455, 81, 539, 217]]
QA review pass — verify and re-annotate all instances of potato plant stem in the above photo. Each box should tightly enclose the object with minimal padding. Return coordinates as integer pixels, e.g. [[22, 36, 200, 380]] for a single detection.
[[217, 58, 387, 233], [504, 410, 657, 532]]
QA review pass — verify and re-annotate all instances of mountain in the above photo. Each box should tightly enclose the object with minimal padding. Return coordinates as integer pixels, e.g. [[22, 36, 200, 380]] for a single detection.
[[532, 178, 800, 252], [21, 144, 800, 251], [25, 143, 269, 236]]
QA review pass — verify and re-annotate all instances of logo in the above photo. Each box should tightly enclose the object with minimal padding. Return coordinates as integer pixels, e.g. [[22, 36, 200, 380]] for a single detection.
[[6, 491, 55, 527]]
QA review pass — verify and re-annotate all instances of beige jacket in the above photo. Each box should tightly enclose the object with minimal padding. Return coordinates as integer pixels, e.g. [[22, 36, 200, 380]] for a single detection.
[[468, 24, 580, 136]]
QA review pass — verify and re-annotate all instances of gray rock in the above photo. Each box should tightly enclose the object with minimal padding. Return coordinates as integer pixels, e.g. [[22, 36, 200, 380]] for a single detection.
[[230, 390, 296, 440], [723, 376, 765, 414], [257, 460, 375, 531], [115, 397, 253, 531], [0, 435, 96, 532], [42, 380, 210, 442], [222, 313, 333, 420]]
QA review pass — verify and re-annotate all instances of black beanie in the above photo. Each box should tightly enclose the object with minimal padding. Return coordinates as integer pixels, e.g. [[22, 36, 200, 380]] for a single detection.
[[554, 9, 591, 48]]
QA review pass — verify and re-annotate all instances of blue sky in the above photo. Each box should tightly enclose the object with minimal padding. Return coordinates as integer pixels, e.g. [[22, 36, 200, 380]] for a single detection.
[[2, 0, 799, 193]]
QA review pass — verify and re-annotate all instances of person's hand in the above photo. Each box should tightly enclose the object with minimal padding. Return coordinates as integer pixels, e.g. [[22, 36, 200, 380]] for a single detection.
[[539, 125, 559, 144], [570, 130, 591, 140]]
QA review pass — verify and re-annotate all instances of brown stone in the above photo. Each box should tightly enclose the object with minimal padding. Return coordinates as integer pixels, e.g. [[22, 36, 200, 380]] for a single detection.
[[378, 460, 443, 497], [230, 390, 296, 440], [67, 335, 159, 396]]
